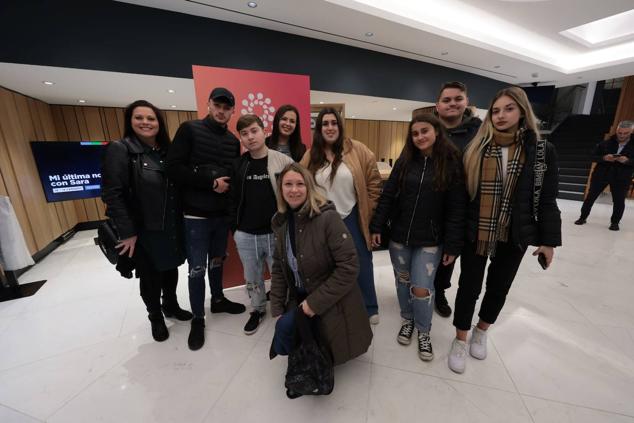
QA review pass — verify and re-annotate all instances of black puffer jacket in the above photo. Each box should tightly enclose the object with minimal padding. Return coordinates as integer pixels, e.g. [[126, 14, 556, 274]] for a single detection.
[[465, 131, 562, 249], [446, 114, 482, 151], [370, 154, 466, 256], [166, 116, 240, 217], [101, 136, 177, 239]]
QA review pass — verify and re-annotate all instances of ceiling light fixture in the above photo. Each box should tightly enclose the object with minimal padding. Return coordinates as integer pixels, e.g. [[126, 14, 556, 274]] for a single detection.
[[351, 115, 356, 118], [493, 65, 501, 69], [78, 99, 86, 103], [392, 107, 397, 111], [170, 105, 177, 108], [167, 89, 175, 94], [42, 81, 54, 86], [319, 101, 324, 104], [365, 32, 374, 37], [441, 51, 449, 56], [247, 2, 257, 8]]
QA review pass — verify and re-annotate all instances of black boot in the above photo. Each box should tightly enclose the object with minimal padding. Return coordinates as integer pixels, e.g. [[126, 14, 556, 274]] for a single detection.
[[162, 302, 193, 321], [148, 312, 169, 342], [188, 318, 205, 351], [434, 289, 452, 318]]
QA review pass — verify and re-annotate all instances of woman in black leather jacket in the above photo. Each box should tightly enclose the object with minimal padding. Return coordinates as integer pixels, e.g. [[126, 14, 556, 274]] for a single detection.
[[102, 100, 192, 342], [370, 114, 466, 362]]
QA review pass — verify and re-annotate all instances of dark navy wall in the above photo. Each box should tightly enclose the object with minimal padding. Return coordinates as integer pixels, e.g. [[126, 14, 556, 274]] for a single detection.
[[0, 0, 507, 106]]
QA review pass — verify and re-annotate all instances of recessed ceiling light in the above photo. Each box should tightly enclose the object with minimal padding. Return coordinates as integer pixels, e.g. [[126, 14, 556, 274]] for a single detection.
[[441, 51, 449, 56], [247, 2, 257, 8], [78, 99, 86, 104], [493, 65, 501, 69], [170, 105, 177, 108], [319, 101, 324, 104], [365, 32, 374, 37], [392, 107, 397, 111], [351, 115, 356, 118], [167, 89, 175, 94], [531, 72, 539, 78], [42, 81, 54, 86]]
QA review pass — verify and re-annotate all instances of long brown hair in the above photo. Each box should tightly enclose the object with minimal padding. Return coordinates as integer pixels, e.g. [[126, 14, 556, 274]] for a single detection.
[[269, 104, 304, 159], [399, 114, 461, 191], [463, 86, 540, 200], [307, 108, 345, 184]]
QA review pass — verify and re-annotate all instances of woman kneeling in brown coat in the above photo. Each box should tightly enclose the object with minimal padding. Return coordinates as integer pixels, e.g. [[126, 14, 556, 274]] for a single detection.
[[269, 163, 372, 367]]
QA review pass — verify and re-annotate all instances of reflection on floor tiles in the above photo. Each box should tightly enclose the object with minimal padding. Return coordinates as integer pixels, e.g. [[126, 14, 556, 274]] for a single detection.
[[0, 199, 633, 422]]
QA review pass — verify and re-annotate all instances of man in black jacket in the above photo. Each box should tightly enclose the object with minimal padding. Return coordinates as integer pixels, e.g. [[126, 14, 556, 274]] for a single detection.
[[433, 81, 482, 318], [575, 121, 633, 231], [167, 87, 246, 351]]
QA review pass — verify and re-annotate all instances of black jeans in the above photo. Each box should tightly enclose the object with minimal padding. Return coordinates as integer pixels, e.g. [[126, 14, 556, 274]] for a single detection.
[[433, 261, 455, 293], [135, 244, 179, 314], [580, 175, 630, 224], [453, 241, 526, 331]]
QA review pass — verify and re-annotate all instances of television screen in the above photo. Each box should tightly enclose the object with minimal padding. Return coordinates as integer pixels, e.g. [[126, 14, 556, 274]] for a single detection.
[[30, 141, 108, 203]]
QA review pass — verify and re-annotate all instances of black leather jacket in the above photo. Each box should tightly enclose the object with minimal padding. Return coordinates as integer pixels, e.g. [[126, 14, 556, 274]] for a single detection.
[[101, 136, 176, 239]]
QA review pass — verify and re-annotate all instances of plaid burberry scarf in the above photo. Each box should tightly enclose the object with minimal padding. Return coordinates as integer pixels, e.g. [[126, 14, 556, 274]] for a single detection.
[[476, 128, 526, 257]]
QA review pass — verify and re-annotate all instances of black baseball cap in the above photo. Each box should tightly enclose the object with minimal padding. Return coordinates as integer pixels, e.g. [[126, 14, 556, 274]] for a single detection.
[[208, 87, 235, 107]]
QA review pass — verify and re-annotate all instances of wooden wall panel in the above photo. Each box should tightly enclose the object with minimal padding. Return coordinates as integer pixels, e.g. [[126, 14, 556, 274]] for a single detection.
[[609, 76, 634, 135]]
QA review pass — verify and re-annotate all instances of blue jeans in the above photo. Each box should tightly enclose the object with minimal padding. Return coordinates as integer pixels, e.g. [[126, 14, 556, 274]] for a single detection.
[[272, 287, 307, 356], [234, 230, 275, 313], [343, 206, 379, 316], [184, 217, 229, 318], [389, 241, 442, 333]]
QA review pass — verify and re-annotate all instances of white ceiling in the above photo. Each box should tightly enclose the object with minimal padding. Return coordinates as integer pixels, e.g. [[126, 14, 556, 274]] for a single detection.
[[117, 0, 634, 86], [0, 62, 447, 121]]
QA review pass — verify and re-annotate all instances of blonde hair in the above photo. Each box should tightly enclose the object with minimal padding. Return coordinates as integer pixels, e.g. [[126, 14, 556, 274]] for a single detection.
[[276, 163, 328, 217], [463, 86, 540, 200]]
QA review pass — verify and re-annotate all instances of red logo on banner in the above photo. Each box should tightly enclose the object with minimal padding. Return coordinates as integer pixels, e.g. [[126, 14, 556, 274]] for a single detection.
[[192, 65, 312, 147]]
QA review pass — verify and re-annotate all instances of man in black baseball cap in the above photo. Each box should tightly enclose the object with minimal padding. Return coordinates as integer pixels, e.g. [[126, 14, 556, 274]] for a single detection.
[[167, 86, 245, 351]]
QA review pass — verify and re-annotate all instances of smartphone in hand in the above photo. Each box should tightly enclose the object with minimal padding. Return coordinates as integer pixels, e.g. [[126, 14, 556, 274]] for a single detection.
[[538, 253, 548, 270]]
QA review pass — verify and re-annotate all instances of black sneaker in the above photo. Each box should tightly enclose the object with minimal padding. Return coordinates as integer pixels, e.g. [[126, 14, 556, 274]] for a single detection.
[[162, 303, 193, 321], [397, 319, 415, 345], [435, 290, 452, 318], [417, 331, 434, 361], [574, 218, 587, 225], [609, 223, 620, 231], [148, 313, 169, 342], [188, 318, 205, 351], [243, 311, 265, 335], [210, 297, 246, 314]]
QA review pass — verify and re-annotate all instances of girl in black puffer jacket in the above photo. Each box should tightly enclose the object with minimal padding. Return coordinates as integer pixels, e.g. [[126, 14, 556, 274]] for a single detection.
[[370, 114, 466, 362]]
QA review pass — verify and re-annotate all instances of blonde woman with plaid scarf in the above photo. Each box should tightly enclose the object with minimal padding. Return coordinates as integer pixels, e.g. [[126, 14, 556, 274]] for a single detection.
[[448, 87, 562, 374]]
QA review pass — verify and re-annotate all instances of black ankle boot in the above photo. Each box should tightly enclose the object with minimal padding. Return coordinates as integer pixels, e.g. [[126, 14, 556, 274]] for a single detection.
[[188, 318, 205, 351], [162, 303, 193, 321], [148, 312, 169, 342], [434, 290, 452, 318]]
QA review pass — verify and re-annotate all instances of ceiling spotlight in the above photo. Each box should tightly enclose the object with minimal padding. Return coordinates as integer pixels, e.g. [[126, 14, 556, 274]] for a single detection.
[[247, 2, 257, 8], [170, 105, 177, 108], [493, 65, 501, 69], [319, 101, 324, 104], [167, 89, 175, 94], [365, 32, 374, 37], [392, 107, 397, 111], [441, 51, 449, 56], [42, 81, 54, 86], [78, 99, 86, 104], [531, 72, 539, 78], [351, 115, 356, 118]]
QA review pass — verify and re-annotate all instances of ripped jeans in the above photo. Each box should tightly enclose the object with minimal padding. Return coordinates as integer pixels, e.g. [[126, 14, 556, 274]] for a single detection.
[[388, 241, 443, 333], [233, 230, 275, 313]]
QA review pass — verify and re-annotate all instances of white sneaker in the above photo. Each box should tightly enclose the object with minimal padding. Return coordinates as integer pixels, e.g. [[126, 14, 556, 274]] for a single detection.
[[448, 338, 467, 374], [469, 326, 487, 360], [369, 314, 380, 325]]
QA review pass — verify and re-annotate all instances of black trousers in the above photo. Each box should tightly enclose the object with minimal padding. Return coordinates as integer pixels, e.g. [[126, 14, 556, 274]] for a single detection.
[[433, 261, 455, 293], [580, 175, 630, 224], [453, 241, 526, 331], [134, 244, 179, 314]]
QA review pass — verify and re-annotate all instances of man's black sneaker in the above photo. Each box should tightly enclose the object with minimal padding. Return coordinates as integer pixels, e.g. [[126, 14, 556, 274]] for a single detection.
[[574, 218, 587, 225], [435, 290, 452, 318], [609, 222, 620, 231], [210, 297, 246, 314], [243, 311, 265, 335], [188, 318, 205, 351]]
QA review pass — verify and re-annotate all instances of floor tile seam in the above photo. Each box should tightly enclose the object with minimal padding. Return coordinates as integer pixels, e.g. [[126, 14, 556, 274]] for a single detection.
[[519, 392, 634, 419], [0, 401, 45, 422], [369, 361, 518, 394], [198, 336, 261, 423], [363, 348, 375, 423], [488, 338, 536, 423]]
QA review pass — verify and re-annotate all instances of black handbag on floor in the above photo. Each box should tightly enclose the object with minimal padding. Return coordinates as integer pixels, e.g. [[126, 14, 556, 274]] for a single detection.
[[96, 219, 121, 265], [284, 309, 334, 398]]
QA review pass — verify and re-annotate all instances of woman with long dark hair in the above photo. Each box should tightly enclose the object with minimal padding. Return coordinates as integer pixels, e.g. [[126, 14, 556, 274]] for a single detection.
[[448, 87, 561, 373], [300, 108, 382, 324], [370, 114, 466, 361], [102, 100, 192, 342], [265, 104, 306, 162]]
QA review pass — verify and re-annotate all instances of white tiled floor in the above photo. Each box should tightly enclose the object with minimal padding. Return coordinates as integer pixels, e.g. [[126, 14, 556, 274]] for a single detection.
[[1, 198, 633, 422]]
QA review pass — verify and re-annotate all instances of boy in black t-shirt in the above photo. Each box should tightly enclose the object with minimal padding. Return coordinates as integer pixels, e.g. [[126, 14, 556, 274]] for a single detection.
[[230, 114, 293, 335]]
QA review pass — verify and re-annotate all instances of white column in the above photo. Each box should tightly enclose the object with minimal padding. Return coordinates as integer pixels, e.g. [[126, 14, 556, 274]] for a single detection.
[[581, 81, 597, 115]]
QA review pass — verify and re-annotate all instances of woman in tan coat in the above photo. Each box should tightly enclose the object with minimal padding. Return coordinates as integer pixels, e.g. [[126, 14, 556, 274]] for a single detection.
[[269, 163, 372, 367], [300, 108, 382, 323]]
